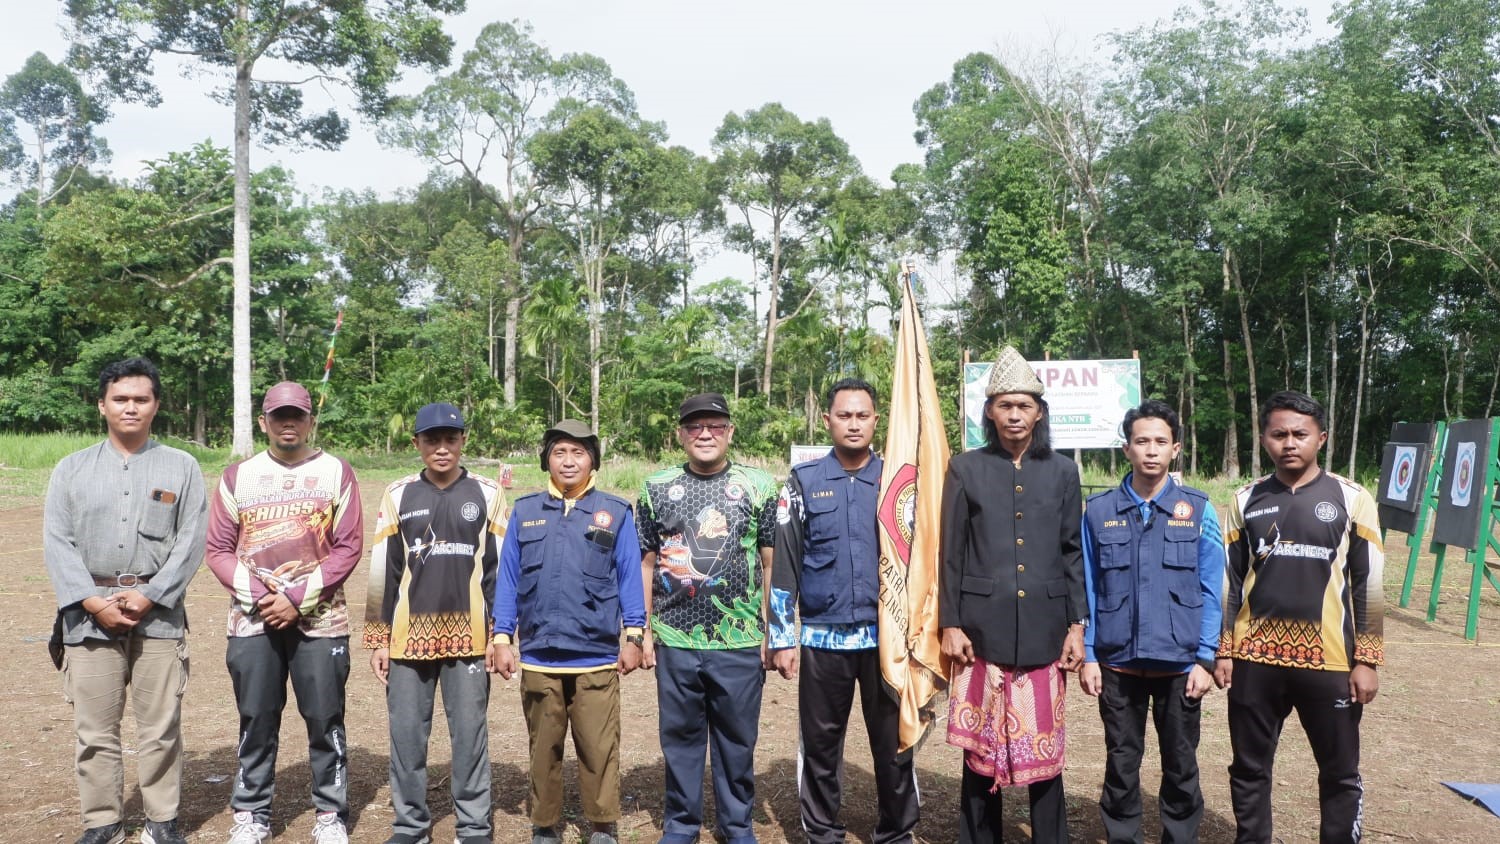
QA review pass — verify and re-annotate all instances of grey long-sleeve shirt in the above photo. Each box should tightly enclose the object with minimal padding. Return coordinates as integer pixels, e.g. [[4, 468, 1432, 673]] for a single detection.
[[44, 439, 208, 643]]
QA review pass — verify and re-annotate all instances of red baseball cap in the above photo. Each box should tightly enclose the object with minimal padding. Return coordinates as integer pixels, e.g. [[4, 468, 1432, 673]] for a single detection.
[[262, 381, 313, 413]]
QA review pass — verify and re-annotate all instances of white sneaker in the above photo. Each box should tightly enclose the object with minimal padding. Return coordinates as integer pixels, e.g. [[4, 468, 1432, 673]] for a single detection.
[[311, 813, 348, 844], [227, 811, 272, 843]]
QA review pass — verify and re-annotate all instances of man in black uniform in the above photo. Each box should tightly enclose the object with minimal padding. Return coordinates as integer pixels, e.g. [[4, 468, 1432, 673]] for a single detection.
[[1214, 391, 1384, 844], [363, 402, 506, 844]]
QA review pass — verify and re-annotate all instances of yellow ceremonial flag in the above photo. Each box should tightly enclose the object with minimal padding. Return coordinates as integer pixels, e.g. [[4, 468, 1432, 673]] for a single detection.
[[877, 273, 951, 754]]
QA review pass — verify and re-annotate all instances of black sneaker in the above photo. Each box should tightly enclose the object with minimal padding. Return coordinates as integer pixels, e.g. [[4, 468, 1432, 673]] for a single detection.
[[75, 824, 124, 844], [142, 819, 188, 844]]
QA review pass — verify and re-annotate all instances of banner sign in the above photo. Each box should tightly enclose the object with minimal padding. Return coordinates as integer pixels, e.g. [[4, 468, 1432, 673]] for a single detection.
[[789, 444, 833, 467], [963, 358, 1142, 450]]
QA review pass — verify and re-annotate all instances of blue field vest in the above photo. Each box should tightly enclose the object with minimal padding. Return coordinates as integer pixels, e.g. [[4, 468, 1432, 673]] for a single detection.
[[791, 452, 882, 625], [510, 489, 632, 656], [1085, 477, 1210, 665]]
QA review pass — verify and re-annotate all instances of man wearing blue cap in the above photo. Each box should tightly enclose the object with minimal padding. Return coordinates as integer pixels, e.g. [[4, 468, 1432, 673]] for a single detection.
[[363, 402, 507, 844]]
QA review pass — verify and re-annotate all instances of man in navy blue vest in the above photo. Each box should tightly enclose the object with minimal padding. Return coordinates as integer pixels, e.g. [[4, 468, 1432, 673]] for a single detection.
[[768, 378, 919, 844], [1080, 399, 1224, 844]]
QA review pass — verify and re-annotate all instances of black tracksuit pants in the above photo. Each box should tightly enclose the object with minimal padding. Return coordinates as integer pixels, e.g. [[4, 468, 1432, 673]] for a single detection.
[[797, 646, 919, 844], [1227, 659, 1364, 843]]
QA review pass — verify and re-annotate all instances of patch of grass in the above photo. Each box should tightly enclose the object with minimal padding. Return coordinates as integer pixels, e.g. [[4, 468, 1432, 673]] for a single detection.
[[0, 432, 101, 469]]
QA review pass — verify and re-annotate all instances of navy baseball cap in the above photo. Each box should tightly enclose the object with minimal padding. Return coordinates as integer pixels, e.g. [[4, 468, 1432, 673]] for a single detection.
[[414, 402, 466, 434]]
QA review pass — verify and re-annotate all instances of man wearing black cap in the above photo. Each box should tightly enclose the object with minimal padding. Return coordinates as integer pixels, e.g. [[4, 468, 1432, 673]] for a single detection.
[[363, 402, 506, 844], [492, 419, 645, 844], [206, 381, 364, 844], [637, 394, 778, 844]]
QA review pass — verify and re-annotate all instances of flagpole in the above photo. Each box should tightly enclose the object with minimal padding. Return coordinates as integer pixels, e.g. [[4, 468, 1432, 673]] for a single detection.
[[316, 306, 344, 416], [309, 302, 344, 447]]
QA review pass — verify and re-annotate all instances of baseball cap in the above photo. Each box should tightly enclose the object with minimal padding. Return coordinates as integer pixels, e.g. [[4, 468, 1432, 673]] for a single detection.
[[678, 392, 731, 423], [414, 402, 466, 434], [262, 381, 313, 413]]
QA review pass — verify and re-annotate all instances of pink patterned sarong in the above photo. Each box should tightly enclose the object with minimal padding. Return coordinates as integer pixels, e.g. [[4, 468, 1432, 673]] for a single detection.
[[946, 658, 1067, 791]]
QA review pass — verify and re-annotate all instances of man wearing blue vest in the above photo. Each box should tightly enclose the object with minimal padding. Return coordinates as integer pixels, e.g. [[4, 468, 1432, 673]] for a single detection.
[[768, 378, 919, 844], [1080, 399, 1224, 844], [493, 419, 646, 844]]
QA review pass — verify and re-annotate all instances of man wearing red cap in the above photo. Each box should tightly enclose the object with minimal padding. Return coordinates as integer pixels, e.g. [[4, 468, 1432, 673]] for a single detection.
[[206, 381, 364, 844]]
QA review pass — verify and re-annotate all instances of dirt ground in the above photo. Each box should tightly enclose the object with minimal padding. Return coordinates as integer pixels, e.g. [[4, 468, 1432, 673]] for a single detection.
[[2, 492, 1498, 843]]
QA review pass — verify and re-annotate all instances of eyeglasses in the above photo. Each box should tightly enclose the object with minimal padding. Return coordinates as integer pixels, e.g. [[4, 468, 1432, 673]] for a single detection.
[[681, 422, 731, 437]]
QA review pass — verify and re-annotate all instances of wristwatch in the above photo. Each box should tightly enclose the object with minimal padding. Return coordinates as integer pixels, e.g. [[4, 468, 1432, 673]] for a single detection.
[[625, 633, 645, 647], [1072, 617, 1089, 629]]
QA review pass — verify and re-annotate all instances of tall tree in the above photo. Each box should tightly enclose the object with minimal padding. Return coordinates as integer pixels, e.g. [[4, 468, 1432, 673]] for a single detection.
[[712, 103, 858, 395], [0, 52, 109, 206], [1108, 0, 1305, 476], [382, 20, 632, 405], [66, 0, 463, 456], [914, 54, 1074, 358], [530, 105, 663, 430]]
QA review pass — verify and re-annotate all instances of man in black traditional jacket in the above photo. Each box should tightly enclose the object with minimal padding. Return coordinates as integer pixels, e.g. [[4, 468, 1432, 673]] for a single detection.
[[939, 345, 1087, 844]]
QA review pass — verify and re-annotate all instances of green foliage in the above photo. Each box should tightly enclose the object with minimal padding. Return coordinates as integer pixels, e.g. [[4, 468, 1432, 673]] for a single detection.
[[12, 4, 1500, 480], [0, 51, 109, 201], [65, 0, 463, 146]]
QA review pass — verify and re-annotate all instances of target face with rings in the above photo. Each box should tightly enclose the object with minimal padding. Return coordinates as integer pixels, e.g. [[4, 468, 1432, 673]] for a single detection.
[[1387, 445, 1416, 502], [1451, 441, 1476, 508]]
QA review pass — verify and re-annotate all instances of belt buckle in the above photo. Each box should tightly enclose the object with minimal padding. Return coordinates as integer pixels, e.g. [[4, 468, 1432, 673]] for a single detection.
[[114, 572, 140, 588]]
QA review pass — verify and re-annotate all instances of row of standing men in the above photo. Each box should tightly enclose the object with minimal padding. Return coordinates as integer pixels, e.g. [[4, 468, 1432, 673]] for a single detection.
[[44, 346, 1383, 844]]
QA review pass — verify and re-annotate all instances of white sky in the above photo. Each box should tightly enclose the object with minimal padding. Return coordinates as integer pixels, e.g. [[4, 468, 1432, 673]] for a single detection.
[[2, 0, 1338, 295]]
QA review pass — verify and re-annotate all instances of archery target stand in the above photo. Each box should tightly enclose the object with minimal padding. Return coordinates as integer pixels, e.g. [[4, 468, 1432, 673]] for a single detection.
[[1385, 421, 1443, 613], [1417, 418, 1500, 640]]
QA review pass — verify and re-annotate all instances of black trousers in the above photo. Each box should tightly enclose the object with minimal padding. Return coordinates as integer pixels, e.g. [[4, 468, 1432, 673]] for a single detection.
[[225, 630, 351, 824], [1227, 660, 1364, 843], [1096, 668, 1203, 844], [958, 764, 1067, 844], [798, 646, 919, 844]]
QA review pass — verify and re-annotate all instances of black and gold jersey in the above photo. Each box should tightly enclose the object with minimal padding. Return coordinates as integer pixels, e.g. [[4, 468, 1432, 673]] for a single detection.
[[1218, 470, 1384, 671]]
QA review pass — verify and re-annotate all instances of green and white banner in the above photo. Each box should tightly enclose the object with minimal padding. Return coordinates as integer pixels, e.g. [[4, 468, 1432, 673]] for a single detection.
[[963, 358, 1143, 450]]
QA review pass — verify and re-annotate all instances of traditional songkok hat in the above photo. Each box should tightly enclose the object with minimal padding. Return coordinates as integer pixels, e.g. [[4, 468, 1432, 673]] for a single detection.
[[985, 345, 1045, 397]]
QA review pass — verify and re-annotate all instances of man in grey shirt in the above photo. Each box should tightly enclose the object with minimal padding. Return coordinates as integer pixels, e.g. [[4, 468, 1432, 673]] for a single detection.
[[44, 357, 207, 844]]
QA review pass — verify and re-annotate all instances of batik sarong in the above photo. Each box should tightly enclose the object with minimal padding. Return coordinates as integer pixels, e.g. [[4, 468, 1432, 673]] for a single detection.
[[946, 657, 1066, 790]]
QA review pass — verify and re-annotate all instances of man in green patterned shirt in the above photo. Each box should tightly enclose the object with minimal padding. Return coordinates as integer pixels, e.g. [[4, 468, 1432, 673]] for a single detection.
[[637, 393, 777, 844]]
